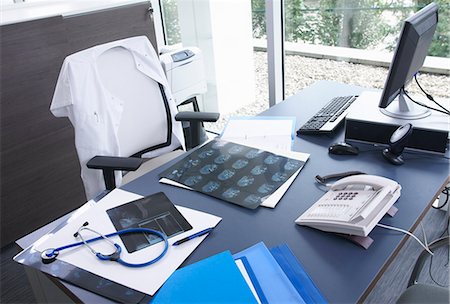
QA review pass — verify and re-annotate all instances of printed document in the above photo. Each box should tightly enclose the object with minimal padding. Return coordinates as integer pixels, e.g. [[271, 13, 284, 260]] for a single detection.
[[33, 189, 222, 296], [220, 116, 296, 151]]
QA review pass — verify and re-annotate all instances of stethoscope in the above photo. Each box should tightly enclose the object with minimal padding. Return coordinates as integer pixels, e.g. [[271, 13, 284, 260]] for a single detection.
[[41, 222, 169, 268]]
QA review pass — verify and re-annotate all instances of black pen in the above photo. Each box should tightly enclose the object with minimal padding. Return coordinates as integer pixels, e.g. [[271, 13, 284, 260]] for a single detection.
[[172, 227, 214, 246]]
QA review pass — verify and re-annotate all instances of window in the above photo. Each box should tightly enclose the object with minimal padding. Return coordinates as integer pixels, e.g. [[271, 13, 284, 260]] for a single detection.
[[160, 0, 269, 134], [282, 0, 449, 100], [161, 0, 181, 45]]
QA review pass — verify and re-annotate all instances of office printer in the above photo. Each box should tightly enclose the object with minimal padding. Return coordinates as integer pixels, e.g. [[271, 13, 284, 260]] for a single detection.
[[160, 47, 207, 107]]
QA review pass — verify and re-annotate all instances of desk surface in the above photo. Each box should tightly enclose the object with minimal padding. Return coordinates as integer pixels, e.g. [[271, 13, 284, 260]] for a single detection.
[[17, 81, 450, 303]]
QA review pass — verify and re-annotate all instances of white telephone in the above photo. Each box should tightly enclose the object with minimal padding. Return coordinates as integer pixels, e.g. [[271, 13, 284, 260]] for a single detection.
[[295, 175, 401, 237]]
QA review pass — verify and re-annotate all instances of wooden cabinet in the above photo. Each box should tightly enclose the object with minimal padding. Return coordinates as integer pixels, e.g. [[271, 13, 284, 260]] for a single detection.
[[0, 1, 157, 245]]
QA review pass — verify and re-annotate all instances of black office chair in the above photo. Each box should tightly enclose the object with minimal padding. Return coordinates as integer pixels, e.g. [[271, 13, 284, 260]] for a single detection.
[[51, 36, 218, 199], [396, 236, 449, 304]]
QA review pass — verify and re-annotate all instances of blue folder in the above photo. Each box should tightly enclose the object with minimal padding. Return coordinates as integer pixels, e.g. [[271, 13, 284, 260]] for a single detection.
[[151, 251, 257, 303], [233, 242, 306, 304], [235, 256, 268, 304], [270, 244, 327, 303], [234, 242, 327, 304]]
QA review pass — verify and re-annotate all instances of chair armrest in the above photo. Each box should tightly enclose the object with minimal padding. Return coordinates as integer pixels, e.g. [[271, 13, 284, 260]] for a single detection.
[[175, 111, 220, 122], [86, 156, 144, 191], [175, 111, 220, 149], [87, 156, 143, 171]]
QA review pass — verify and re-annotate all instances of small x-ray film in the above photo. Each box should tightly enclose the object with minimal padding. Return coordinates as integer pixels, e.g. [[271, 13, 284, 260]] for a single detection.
[[159, 139, 305, 209], [106, 192, 192, 253]]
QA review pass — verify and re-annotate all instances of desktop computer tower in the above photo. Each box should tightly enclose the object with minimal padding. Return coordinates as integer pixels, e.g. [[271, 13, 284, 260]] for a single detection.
[[345, 91, 449, 154]]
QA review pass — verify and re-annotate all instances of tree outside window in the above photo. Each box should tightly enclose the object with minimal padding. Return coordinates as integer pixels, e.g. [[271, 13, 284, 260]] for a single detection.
[[252, 0, 449, 57]]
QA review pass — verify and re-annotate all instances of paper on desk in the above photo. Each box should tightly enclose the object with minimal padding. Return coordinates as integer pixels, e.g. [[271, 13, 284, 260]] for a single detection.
[[160, 149, 309, 208], [235, 259, 262, 304], [34, 188, 222, 296], [221, 116, 296, 151]]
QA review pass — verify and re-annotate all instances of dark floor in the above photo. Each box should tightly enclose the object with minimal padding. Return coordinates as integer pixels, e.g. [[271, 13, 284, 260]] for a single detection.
[[1, 243, 36, 304], [364, 206, 449, 303], [1, 207, 448, 304]]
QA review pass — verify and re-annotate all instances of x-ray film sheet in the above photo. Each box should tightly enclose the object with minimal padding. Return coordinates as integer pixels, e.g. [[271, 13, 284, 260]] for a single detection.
[[159, 139, 307, 209]]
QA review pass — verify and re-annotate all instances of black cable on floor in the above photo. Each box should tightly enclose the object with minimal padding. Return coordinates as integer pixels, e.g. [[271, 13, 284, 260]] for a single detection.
[[433, 187, 449, 210], [428, 238, 449, 287]]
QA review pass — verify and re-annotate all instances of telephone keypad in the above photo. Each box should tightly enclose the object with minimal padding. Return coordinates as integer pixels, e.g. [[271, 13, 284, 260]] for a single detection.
[[334, 191, 359, 201], [306, 190, 370, 221]]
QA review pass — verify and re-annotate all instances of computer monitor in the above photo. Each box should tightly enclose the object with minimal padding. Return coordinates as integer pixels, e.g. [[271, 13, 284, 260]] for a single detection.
[[379, 2, 438, 120]]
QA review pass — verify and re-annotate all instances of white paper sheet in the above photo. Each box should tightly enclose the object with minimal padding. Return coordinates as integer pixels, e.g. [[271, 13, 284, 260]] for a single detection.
[[160, 150, 309, 208], [235, 259, 262, 304], [260, 150, 309, 208], [221, 116, 295, 151], [34, 189, 222, 296]]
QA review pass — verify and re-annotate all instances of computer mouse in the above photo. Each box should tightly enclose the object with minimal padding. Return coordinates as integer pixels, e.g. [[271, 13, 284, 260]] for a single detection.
[[328, 142, 359, 155]]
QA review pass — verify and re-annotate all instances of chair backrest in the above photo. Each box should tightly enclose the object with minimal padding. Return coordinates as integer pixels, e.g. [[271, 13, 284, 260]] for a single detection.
[[96, 46, 174, 157], [51, 36, 185, 199]]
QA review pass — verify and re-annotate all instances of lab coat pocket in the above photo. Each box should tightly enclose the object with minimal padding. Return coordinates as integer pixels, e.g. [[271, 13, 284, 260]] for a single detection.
[[74, 111, 106, 151], [91, 110, 104, 124]]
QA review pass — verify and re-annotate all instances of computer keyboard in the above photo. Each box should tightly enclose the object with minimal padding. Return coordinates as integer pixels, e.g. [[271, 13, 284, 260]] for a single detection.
[[296, 95, 358, 135]]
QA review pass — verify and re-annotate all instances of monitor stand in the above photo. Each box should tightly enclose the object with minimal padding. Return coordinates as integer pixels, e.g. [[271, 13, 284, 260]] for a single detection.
[[380, 91, 431, 120]]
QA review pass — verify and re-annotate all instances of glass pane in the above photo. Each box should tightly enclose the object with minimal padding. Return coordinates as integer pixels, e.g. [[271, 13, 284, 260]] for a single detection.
[[161, 0, 268, 134], [283, 0, 449, 100], [252, 0, 270, 116], [161, 0, 182, 45]]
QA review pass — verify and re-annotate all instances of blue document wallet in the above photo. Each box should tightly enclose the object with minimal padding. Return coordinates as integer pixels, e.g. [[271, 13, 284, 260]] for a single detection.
[[151, 251, 258, 303], [270, 244, 327, 303], [233, 242, 306, 303]]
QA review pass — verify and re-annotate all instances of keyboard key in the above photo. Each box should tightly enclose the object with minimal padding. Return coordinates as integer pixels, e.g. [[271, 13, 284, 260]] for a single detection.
[[297, 95, 357, 134]]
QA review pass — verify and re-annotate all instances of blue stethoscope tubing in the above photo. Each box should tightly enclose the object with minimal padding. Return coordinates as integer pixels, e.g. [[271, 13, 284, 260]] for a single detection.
[[42, 227, 168, 268]]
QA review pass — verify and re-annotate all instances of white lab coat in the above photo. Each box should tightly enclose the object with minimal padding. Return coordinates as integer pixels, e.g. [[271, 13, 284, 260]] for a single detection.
[[51, 36, 185, 200]]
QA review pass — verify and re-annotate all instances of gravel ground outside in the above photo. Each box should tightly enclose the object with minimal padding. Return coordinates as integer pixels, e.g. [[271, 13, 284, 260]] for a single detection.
[[205, 50, 450, 133]]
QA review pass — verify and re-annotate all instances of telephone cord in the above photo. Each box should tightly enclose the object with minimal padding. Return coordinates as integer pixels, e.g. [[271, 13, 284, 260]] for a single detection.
[[376, 223, 433, 255], [420, 222, 428, 249]]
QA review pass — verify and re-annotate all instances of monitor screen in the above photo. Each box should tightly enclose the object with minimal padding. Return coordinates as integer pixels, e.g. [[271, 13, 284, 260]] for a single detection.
[[379, 3, 438, 119]]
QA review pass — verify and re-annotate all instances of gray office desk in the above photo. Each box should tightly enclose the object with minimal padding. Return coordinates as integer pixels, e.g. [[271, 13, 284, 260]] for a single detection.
[[17, 81, 450, 303]]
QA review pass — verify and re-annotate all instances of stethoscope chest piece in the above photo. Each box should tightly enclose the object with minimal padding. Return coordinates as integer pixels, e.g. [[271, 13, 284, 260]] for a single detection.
[[41, 249, 59, 264]]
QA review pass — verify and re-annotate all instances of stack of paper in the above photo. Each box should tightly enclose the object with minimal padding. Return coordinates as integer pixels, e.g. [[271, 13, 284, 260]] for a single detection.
[[220, 116, 296, 151], [16, 189, 222, 298]]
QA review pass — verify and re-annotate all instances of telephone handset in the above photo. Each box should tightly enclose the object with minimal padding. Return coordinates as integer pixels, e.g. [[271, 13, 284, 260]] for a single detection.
[[295, 175, 401, 237]]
